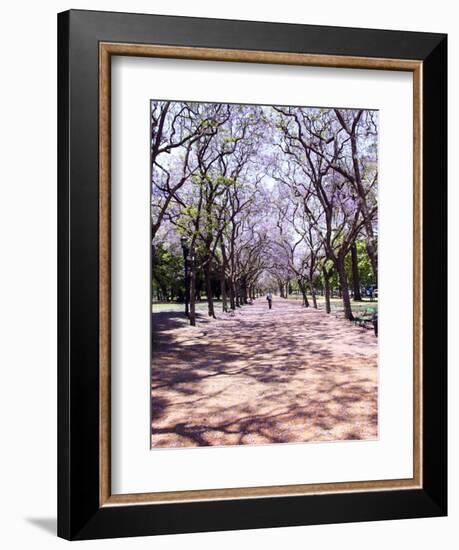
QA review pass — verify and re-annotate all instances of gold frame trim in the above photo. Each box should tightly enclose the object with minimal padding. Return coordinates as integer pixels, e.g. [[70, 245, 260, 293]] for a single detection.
[[99, 42, 423, 507]]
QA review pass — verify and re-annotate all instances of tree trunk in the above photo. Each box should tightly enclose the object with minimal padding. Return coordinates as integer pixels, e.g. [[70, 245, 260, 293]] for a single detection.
[[189, 255, 197, 326], [220, 242, 229, 312], [203, 263, 215, 318], [337, 256, 353, 320], [235, 281, 241, 307], [351, 243, 362, 301], [339, 110, 378, 285], [298, 279, 309, 308], [366, 241, 378, 285], [278, 282, 285, 298], [323, 268, 331, 314], [229, 278, 236, 310], [241, 278, 248, 305], [310, 282, 317, 309], [220, 269, 227, 313]]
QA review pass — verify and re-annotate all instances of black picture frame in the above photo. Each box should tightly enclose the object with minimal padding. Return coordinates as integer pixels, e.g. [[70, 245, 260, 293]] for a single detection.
[[58, 9, 447, 540]]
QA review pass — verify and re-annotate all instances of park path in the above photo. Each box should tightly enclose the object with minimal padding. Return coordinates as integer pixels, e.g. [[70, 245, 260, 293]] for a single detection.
[[151, 298, 378, 448]]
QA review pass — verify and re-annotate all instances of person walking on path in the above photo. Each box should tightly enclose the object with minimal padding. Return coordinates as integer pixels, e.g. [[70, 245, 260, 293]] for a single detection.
[[266, 292, 273, 310]]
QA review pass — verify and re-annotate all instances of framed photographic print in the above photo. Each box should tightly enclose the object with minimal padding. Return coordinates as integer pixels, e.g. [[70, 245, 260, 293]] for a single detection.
[[57, 9, 447, 540]]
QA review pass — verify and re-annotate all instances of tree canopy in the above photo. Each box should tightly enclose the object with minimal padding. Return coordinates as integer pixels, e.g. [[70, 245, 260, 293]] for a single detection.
[[151, 101, 378, 322]]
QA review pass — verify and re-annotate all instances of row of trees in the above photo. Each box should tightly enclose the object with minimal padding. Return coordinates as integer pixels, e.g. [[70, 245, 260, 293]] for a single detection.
[[151, 101, 378, 323], [152, 241, 373, 304]]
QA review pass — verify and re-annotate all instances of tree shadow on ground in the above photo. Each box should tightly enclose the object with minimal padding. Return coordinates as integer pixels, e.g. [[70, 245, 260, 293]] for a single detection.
[[151, 299, 378, 447]]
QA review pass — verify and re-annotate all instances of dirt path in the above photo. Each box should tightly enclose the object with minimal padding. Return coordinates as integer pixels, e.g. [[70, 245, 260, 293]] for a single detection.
[[151, 298, 378, 448]]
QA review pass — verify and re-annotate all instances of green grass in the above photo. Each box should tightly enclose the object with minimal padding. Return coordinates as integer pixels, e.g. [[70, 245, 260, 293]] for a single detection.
[[152, 296, 377, 315], [288, 294, 378, 314], [152, 300, 224, 313]]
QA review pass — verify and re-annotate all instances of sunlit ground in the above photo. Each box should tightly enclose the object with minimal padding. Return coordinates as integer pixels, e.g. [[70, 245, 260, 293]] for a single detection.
[[151, 297, 378, 448], [152, 296, 378, 313]]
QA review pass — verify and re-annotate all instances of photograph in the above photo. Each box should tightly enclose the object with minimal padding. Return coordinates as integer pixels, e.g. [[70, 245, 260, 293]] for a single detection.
[[150, 100, 379, 448]]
